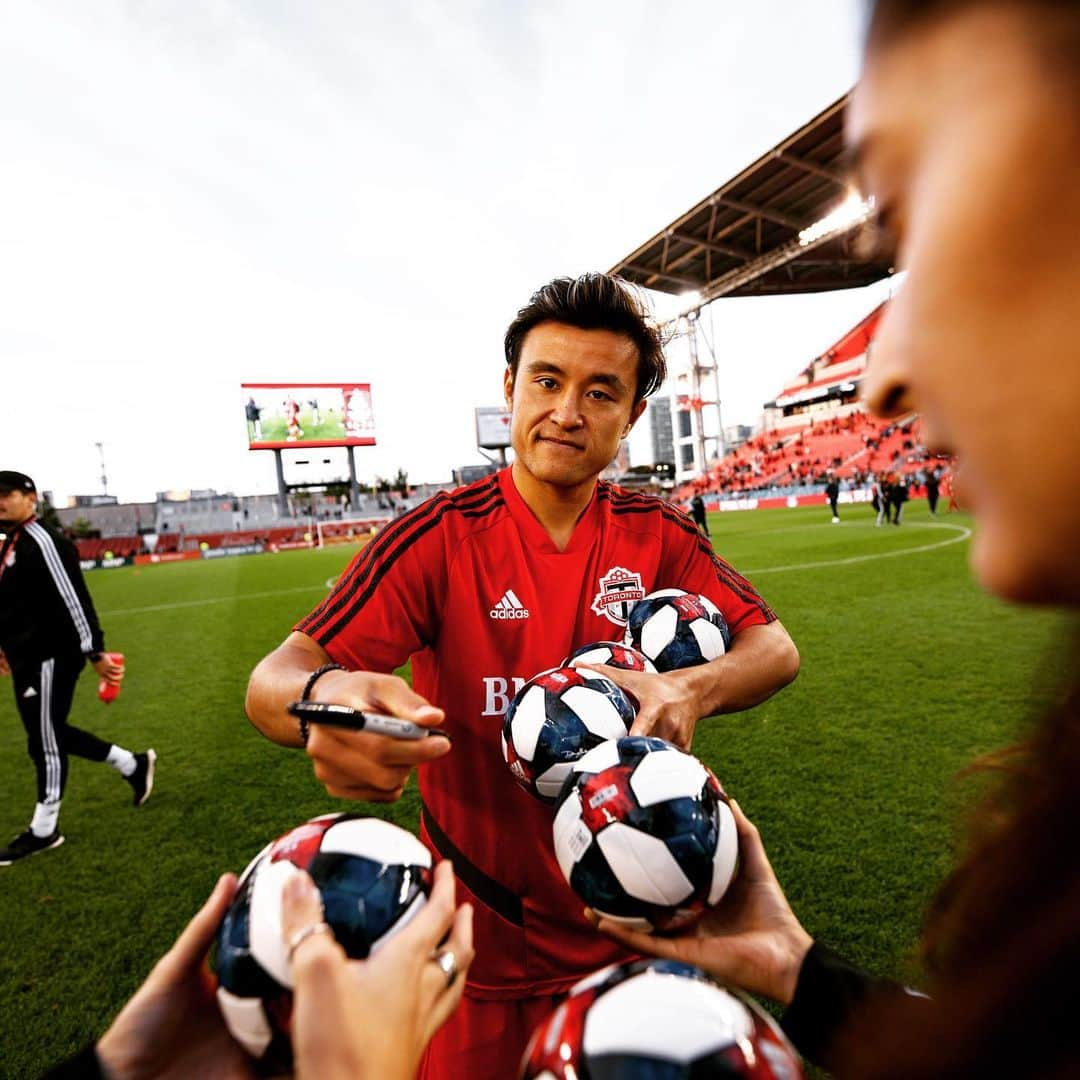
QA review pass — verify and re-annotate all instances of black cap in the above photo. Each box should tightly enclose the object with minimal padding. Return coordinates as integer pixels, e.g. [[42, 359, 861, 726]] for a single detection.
[[0, 471, 36, 494]]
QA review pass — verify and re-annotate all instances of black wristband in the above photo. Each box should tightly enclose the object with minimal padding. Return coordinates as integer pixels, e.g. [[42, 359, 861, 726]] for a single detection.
[[298, 663, 346, 746]]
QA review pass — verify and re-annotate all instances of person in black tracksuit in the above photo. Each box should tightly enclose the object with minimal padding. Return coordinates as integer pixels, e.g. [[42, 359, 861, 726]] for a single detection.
[[0, 471, 155, 866]]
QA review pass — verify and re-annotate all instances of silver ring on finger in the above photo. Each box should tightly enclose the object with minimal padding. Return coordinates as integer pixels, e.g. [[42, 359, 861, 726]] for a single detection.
[[287, 921, 333, 963], [432, 947, 458, 988]]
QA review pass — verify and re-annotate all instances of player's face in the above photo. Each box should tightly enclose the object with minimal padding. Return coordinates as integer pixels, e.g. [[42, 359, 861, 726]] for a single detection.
[[505, 322, 647, 493], [0, 490, 36, 527], [853, 6, 1080, 604]]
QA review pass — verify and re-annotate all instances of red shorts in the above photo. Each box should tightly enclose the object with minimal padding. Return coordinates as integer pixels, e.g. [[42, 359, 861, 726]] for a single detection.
[[418, 992, 562, 1080]]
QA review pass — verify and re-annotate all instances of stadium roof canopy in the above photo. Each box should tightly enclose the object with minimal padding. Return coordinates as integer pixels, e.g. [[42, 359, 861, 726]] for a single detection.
[[608, 93, 894, 304]]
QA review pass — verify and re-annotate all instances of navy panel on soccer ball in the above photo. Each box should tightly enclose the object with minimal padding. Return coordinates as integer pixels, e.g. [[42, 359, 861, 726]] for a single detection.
[[502, 666, 635, 803], [519, 958, 805, 1078], [625, 588, 732, 672], [214, 813, 432, 1069], [553, 735, 738, 933]]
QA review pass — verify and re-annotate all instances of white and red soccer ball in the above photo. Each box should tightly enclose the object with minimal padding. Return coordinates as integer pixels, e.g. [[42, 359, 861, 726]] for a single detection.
[[564, 640, 658, 675], [520, 958, 805, 1079], [502, 666, 636, 803], [214, 813, 432, 1068], [624, 589, 731, 672], [553, 735, 738, 933]]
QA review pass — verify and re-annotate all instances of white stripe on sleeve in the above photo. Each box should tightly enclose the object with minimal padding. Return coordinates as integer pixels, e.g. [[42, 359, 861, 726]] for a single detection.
[[25, 522, 94, 652]]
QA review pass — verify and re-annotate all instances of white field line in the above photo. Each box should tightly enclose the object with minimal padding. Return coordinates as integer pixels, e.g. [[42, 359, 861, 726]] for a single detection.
[[742, 522, 972, 575], [100, 583, 328, 618], [100, 524, 972, 615]]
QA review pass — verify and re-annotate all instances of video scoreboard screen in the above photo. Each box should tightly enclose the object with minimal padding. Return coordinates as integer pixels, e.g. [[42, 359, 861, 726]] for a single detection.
[[242, 383, 376, 450]]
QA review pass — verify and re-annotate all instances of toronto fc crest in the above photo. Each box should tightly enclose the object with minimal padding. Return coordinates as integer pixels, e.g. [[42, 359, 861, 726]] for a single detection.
[[591, 566, 645, 626]]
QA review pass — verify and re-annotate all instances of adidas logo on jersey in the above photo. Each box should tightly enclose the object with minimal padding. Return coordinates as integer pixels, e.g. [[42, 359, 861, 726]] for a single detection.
[[490, 589, 530, 620]]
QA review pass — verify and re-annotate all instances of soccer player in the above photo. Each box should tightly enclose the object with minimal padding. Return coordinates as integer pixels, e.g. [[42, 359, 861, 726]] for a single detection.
[[246, 273, 800, 1078], [0, 471, 155, 866]]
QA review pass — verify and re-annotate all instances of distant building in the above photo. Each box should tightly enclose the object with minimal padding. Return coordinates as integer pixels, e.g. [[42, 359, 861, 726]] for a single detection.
[[66, 494, 119, 508], [650, 396, 674, 466]]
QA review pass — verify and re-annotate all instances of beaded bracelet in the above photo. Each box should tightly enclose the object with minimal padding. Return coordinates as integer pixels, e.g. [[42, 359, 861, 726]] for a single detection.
[[298, 663, 345, 745]]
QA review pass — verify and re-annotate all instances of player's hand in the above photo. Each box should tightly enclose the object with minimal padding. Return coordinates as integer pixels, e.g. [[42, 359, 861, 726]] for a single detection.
[[0, 650, 9, 676], [306, 670, 451, 802], [96, 873, 255, 1079], [93, 654, 125, 685], [587, 799, 813, 1007], [583, 664, 703, 750], [283, 860, 474, 1080]]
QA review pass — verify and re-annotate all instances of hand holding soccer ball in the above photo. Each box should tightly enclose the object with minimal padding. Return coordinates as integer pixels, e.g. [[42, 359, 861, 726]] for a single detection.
[[214, 813, 436, 1069], [553, 736, 739, 934], [586, 796, 815, 1008]]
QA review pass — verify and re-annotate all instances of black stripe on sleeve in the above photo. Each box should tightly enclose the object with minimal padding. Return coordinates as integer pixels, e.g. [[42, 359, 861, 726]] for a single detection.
[[302, 479, 503, 644]]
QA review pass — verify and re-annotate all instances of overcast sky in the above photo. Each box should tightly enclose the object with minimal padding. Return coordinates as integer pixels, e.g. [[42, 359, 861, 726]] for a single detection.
[[0, 0, 891, 504]]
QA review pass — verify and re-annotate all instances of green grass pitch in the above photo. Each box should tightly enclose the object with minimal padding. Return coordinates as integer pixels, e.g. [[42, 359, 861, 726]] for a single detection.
[[0, 500, 1066, 1076]]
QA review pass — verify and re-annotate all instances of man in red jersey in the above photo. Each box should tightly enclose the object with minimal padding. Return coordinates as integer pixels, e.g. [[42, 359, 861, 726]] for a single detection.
[[246, 273, 800, 1078]]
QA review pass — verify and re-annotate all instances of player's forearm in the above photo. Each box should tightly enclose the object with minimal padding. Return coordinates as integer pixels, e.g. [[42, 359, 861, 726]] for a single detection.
[[245, 633, 333, 747], [687, 620, 800, 716]]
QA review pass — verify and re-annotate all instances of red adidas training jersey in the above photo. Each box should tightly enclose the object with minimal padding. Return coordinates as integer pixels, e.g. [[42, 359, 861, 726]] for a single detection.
[[297, 468, 776, 998]]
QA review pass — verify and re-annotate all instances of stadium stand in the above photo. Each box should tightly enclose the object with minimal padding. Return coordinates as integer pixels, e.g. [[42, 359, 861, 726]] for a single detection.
[[672, 301, 951, 505]]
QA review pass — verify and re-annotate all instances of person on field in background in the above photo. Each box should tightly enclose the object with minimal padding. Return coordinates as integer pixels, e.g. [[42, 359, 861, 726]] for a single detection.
[[245, 273, 800, 1079], [591, 1, 1080, 1075], [0, 471, 155, 866], [889, 472, 909, 525], [825, 472, 841, 523], [924, 468, 940, 516], [878, 473, 894, 525], [690, 491, 711, 537]]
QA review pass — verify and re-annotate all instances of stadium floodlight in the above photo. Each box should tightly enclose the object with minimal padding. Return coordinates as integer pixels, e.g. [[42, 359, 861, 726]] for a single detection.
[[798, 192, 873, 247], [676, 289, 702, 317]]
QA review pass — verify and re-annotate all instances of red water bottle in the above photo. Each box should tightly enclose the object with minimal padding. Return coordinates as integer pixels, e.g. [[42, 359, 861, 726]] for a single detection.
[[97, 652, 125, 703]]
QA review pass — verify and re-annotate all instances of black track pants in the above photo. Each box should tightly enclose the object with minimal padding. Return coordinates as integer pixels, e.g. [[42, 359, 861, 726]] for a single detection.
[[12, 657, 111, 804]]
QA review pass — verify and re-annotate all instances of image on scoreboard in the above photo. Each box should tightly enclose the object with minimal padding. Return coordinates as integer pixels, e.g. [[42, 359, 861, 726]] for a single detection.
[[241, 382, 376, 450]]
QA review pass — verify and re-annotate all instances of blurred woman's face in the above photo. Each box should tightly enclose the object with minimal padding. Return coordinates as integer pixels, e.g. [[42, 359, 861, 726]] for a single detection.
[[851, 6, 1080, 604]]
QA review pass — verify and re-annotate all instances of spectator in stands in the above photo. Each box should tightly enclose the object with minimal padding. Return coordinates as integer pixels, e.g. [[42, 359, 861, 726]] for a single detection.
[[690, 493, 710, 538], [825, 473, 841, 524]]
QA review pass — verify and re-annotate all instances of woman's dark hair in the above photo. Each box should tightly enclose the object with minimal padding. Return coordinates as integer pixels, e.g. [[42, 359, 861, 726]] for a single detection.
[[865, 0, 1080, 66], [836, 645, 1080, 1077], [503, 273, 667, 404]]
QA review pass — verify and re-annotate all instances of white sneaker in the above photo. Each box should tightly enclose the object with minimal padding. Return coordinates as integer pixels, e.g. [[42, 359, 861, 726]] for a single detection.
[[831, 516, 840, 524]]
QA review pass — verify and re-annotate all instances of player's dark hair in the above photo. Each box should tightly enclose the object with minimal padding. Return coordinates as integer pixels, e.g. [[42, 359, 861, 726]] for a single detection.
[[504, 273, 667, 404]]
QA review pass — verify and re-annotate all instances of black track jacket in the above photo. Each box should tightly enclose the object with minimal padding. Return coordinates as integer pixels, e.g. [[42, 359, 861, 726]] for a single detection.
[[0, 517, 105, 672]]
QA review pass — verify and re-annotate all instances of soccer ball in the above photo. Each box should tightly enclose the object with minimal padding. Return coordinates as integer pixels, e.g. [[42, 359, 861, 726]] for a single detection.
[[564, 640, 658, 675], [624, 589, 731, 671], [520, 958, 805, 1079], [553, 736, 737, 932], [502, 666, 636, 804], [215, 813, 432, 1067]]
